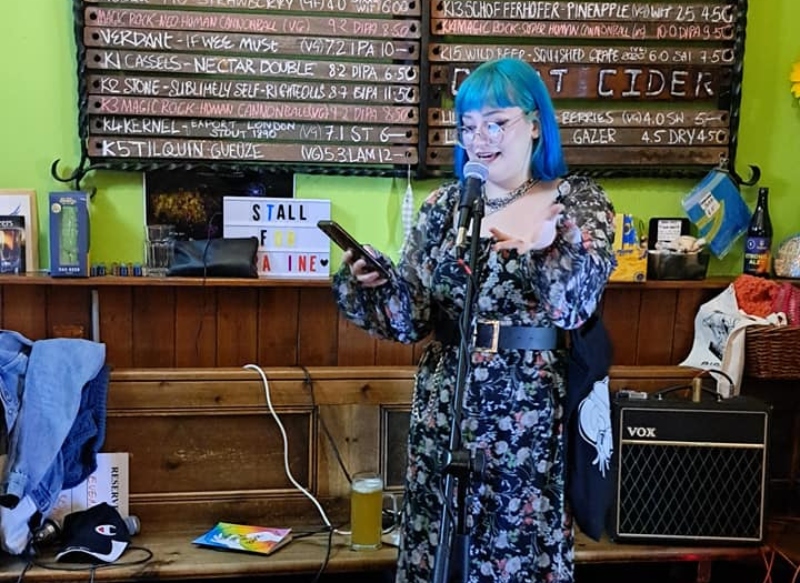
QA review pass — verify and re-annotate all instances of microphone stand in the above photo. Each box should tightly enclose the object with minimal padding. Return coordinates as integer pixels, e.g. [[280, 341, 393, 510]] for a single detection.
[[432, 195, 487, 583]]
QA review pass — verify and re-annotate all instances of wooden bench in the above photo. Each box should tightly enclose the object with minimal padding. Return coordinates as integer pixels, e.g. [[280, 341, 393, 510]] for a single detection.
[[0, 366, 767, 582]]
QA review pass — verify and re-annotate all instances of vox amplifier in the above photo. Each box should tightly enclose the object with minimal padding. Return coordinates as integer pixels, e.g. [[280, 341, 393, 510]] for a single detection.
[[609, 394, 770, 544]]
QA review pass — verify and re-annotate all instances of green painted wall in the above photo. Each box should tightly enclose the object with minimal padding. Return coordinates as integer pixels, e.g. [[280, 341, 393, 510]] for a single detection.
[[1, 1, 798, 275]]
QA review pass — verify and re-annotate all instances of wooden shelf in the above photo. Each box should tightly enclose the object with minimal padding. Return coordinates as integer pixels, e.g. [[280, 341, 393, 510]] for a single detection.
[[606, 276, 733, 289], [0, 273, 735, 289], [0, 274, 331, 287]]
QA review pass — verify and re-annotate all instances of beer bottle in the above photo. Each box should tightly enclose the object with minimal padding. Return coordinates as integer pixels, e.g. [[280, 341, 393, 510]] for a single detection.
[[743, 187, 773, 277]]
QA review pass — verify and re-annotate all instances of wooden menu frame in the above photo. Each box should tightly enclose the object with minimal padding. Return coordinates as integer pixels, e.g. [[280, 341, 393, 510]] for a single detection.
[[0, 189, 39, 273], [68, 0, 749, 179]]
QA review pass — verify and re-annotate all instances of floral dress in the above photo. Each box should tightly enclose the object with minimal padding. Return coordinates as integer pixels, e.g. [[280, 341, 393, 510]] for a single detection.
[[333, 175, 616, 583]]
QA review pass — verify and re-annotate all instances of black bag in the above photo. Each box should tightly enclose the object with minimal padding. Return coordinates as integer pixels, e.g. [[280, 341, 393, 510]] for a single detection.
[[564, 314, 614, 541], [167, 237, 259, 278]]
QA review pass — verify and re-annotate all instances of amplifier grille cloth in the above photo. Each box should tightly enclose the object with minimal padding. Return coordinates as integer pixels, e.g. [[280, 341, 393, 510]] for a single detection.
[[618, 444, 764, 538]]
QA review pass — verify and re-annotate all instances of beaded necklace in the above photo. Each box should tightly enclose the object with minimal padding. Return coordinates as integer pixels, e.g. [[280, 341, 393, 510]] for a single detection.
[[484, 178, 539, 215]]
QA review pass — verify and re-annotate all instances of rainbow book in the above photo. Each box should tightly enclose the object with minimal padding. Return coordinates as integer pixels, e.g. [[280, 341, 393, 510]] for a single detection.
[[193, 522, 292, 556]]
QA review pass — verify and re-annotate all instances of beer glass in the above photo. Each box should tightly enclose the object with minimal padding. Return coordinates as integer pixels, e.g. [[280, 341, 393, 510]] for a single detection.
[[349, 472, 385, 551], [145, 224, 175, 277]]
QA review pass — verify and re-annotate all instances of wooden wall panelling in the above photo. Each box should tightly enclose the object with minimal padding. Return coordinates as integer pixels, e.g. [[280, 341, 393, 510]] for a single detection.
[[601, 288, 643, 365], [308, 368, 411, 498], [636, 289, 679, 365], [375, 336, 417, 366], [132, 286, 176, 367], [315, 402, 357, 500], [174, 287, 217, 367], [105, 372, 320, 528], [46, 286, 91, 338], [98, 287, 133, 368], [671, 287, 717, 365], [0, 279, 732, 368], [383, 408, 412, 489], [107, 366, 734, 529], [297, 288, 339, 366], [108, 412, 311, 494], [216, 287, 259, 366], [2, 285, 47, 340], [337, 317, 377, 366], [337, 403, 382, 478], [257, 287, 300, 366]]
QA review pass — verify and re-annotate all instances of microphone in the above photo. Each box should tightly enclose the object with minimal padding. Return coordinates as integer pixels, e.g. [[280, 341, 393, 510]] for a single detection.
[[455, 161, 489, 248]]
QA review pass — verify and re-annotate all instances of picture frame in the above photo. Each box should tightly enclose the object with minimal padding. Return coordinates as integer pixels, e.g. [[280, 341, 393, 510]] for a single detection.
[[0, 190, 38, 272]]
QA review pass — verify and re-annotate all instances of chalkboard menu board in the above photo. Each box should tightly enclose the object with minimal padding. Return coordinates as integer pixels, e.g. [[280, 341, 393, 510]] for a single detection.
[[70, 0, 747, 177]]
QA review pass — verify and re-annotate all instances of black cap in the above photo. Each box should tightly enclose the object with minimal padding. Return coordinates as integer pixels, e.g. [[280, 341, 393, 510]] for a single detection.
[[55, 503, 131, 563]]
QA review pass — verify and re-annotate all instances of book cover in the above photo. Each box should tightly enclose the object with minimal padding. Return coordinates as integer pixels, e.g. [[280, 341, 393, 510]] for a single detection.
[[193, 522, 292, 556], [49, 452, 130, 523], [0, 452, 130, 522], [0, 215, 25, 274]]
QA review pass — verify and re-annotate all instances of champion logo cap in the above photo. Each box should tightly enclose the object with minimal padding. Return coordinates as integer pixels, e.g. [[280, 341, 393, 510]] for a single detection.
[[55, 503, 132, 563]]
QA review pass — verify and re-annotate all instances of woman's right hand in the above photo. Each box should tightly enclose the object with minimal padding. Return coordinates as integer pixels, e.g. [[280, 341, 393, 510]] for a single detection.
[[343, 249, 388, 288]]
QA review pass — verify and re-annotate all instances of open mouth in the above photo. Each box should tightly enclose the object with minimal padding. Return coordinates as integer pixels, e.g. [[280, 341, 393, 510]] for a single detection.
[[474, 152, 499, 163]]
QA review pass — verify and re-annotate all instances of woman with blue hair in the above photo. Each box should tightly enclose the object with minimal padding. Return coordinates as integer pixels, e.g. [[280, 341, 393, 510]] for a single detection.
[[333, 57, 616, 582]]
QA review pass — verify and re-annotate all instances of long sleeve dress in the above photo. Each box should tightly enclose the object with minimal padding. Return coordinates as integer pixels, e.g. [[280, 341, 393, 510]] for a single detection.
[[332, 175, 616, 583]]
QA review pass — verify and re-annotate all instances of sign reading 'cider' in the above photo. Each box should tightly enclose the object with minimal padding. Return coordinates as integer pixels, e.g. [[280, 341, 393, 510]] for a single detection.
[[223, 196, 330, 279]]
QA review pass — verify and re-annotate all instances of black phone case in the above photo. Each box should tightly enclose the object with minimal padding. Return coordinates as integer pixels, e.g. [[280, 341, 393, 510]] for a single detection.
[[317, 220, 391, 279]]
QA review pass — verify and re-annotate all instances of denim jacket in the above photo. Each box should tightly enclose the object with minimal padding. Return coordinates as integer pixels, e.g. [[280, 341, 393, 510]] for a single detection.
[[0, 330, 106, 515]]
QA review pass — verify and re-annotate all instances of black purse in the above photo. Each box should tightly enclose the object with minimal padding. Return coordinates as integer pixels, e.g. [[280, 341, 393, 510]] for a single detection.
[[167, 237, 259, 278]]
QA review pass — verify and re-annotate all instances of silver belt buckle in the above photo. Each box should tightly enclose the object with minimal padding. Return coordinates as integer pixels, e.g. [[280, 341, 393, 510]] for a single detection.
[[473, 320, 500, 353]]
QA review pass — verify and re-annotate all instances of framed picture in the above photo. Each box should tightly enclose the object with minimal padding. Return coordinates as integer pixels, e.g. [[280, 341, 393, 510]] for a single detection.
[[0, 190, 38, 272]]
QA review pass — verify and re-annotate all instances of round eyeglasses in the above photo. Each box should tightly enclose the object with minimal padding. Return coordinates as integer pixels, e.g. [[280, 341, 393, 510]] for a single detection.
[[457, 114, 530, 149]]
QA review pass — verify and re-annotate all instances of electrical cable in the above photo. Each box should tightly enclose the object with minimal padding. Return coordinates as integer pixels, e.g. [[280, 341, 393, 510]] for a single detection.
[[244, 363, 333, 529], [29, 546, 154, 572], [244, 363, 339, 583], [298, 364, 353, 485], [16, 534, 153, 583], [13, 559, 31, 583], [245, 364, 405, 581]]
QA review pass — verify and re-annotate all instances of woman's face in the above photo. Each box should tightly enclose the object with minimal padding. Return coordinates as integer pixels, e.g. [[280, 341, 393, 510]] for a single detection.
[[459, 106, 539, 190]]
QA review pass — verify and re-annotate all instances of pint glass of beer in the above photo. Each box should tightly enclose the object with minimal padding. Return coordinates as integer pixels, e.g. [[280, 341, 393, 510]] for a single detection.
[[350, 472, 384, 551]]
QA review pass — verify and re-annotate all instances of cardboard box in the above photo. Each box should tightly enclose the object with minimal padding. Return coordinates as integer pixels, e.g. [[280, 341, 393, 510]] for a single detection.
[[609, 213, 647, 282], [49, 191, 90, 277]]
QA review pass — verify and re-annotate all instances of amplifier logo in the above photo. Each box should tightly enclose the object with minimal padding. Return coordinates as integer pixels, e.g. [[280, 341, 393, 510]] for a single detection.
[[626, 426, 656, 438]]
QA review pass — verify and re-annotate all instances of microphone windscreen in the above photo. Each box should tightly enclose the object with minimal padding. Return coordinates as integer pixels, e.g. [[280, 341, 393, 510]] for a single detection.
[[463, 161, 489, 182]]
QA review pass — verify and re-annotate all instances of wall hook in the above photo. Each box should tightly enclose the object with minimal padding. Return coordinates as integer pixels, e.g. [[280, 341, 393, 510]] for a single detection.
[[50, 144, 100, 197], [729, 163, 761, 187]]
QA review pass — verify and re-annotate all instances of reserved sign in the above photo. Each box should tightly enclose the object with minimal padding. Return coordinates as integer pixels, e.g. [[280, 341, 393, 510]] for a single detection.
[[223, 196, 330, 279]]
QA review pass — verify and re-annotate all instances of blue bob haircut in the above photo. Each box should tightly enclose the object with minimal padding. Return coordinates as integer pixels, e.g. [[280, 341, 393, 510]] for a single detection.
[[453, 58, 567, 182]]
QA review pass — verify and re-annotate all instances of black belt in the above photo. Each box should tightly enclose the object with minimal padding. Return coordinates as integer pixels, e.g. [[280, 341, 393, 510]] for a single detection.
[[434, 318, 561, 352]]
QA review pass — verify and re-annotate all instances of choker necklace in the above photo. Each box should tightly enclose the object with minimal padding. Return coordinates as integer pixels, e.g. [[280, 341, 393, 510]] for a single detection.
[[484, 178, 539, 214]]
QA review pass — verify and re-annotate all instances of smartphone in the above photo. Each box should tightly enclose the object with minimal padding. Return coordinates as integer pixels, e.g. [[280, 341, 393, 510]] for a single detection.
[[317, 220, 391, 279]]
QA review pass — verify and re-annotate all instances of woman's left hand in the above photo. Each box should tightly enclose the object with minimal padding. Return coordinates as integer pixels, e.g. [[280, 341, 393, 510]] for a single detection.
[[490, 203, 564, 254]]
